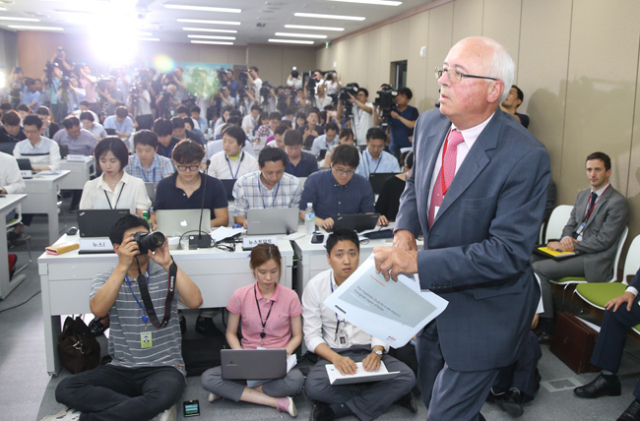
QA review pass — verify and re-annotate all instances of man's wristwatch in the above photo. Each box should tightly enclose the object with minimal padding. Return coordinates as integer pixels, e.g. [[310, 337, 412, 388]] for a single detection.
[[373, 350, 383, 358]]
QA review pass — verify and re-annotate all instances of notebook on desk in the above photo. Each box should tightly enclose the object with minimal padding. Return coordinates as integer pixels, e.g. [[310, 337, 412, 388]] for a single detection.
[[220, 349, 287, 380], [246, 208, 299, 235], [156, 209, 211, 238], [78, 209, 130, 238]]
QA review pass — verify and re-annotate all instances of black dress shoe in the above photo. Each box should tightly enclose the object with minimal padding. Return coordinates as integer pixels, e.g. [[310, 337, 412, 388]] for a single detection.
[[396, 392, 418, 413], [309, 402, 335, 421], [498, 390, 524, 418], [618, 400, 640, 421], [574, 374, 621, 398]]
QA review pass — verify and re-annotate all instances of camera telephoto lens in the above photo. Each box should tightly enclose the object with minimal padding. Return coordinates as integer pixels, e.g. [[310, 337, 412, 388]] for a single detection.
[[134, 231, 166, 254]]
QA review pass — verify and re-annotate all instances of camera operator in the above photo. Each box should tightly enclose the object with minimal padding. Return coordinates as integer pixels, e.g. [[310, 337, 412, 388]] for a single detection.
[[338, 87, 373, 146], [7, 67, 24, 109], [43, 63, 65, 123], [218, 85, 236, 109], [244, 67, 262, 101], [305, 83, 332, 110], [98, 76, 124, 118], [115, 67, 130, 103], [374, 87, 418, 154], [57, 76, 85, 116], [259, 82, 278, 113], [129, 79, 152, 121], [23, 78, 41, 110], [49, 213, 202, 421], [162, 68, 189, 105], [52, 47, 72, 77], [237, 89, 256, 117], [78, 64, 98, 113], [324, 71, 341, 98], [155, 84, 181, 120], [224, 69, 239, 98], [287, 69, 303, 91]]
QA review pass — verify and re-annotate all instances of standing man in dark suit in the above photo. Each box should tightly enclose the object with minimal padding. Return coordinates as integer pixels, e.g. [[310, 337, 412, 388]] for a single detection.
[[573, 267, 640, 421], [532, 152, 629, 340], [373, 36, 551, 421]]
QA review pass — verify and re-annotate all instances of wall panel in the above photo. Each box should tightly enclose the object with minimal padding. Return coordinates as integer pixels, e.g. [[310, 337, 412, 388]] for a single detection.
[[452, 0, 483, 43], [390, 20, 410, 63], [482, 0, 522, 83], [407, 11, 431, 112], [426, 2, 454, 108]]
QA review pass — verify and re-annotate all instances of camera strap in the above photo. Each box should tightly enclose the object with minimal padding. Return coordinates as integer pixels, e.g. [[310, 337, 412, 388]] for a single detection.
[[135, 257, 177, 329]]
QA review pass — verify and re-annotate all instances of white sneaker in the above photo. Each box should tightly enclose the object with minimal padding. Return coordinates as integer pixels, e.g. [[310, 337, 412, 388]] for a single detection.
[[40, 407, 81, 421], [152, 404, 176, 421], [208, 392, 222, 403], [276, 397, 298, 417]]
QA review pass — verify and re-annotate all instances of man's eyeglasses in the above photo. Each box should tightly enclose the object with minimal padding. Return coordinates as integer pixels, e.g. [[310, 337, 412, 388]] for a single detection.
[[435, 67, 499, 84], [333, 167, 355, 176], [176, 164, 200, 172]]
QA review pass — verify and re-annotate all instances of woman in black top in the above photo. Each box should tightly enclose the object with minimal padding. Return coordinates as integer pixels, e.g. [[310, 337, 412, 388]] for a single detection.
[[375, 151, 413, 222]]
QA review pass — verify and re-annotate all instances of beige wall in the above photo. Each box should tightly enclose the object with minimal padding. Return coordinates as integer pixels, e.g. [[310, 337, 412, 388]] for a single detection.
[[246, 45, 317, 87], [317, 0, 640, 261]]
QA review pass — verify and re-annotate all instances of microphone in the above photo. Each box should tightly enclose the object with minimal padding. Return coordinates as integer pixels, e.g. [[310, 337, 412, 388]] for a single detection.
[[190, 168, 213, 249]]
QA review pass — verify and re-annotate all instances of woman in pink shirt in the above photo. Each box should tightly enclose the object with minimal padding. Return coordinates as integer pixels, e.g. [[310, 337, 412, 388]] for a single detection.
[[201, 244, 303, 417]]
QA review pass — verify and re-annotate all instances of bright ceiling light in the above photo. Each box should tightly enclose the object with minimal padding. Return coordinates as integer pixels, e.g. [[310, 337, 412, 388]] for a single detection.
[[325, 0, 402, 5], [182, 27, 237, 33], [275, 32, 327, 39], [139, 37, 160, 41], [187, 34, 236, 40], [285, 24, 344, 31], [137, 31, 152, 36], [177, 19, 240, 25], [294, 13, 365, 21], [269, 39, 314, 45], [0, 8, 6, 12], [0, 17, 40, 22], [165, 4, 241, 13], [190, 40, 234, 45], [7, 25, 64, 31]]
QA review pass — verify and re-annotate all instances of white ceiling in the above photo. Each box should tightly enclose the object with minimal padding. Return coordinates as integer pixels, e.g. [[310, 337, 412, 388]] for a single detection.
[[1, 0, 434, 47]]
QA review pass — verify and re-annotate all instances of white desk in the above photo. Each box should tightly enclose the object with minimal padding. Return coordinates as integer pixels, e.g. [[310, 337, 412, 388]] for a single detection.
[[38, 234, 294, 375], [0, 194, 27, 299], [59, 157, 96, 190], [23, 171, 70, 244]]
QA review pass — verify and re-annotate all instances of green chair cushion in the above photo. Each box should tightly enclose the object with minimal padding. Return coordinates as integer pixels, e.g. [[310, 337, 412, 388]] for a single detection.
[[552, 276, 587, 284], [576, 283, 627, 309]]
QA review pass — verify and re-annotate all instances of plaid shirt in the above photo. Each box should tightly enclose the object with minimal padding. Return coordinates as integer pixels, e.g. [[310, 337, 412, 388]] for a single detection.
[[233, 171, 302, 218], [125, 154, 174, 186], [255, 124, 273, 139]]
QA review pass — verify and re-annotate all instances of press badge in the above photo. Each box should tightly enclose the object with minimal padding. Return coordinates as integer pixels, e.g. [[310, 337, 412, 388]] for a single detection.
[[141, 331, 153, 349]]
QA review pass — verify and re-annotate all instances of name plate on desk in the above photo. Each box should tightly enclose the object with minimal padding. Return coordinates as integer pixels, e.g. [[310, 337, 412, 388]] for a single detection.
[[67, 154, 86, 162], [243, 236, 277, 250], [79, 237, 113, 253], [20, 170, 33, 179]]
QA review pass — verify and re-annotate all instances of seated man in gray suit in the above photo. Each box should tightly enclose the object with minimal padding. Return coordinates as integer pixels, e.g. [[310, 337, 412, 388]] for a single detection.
[[533, 152, 629, 341]]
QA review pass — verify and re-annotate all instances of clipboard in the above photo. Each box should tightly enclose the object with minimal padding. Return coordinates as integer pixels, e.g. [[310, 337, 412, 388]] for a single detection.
[[534, 246, 576, 260]]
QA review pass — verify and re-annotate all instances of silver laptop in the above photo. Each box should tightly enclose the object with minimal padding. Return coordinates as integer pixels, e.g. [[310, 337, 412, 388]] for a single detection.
[[156, 209, 211, 237], [246, 208, 299, 235], [221, 349, 286, 380], [145, 182, 156, 202]]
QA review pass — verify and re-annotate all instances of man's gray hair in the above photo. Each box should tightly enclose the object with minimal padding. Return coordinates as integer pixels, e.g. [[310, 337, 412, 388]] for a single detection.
[[464, 37, 515, 103]]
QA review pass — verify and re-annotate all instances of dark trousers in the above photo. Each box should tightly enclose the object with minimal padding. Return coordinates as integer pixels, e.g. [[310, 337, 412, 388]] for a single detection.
[[55, 365, 185, 421], [493, 331, 542, 402], [591, 296, 640, 400]]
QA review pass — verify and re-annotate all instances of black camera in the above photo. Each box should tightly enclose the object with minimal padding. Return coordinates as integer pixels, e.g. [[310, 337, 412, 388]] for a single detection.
[[238, 67, 249, 86], [291, 70, 299, 79], [133, 231, 165, 255], [60, 76, 70, 90], [97, 77, 110, 92], [130, 83, 140, 95], [339, 83, 359, 118], [260, 82, 272, 100], [374, 86, 398, 127]]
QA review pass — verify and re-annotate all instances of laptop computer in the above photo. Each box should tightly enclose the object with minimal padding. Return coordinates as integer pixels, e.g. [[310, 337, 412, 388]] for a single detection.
[[220, 349, 287, 380], [220, 179, 237, 201], [78, 209, 130, 238], [246, 208, 299, 235], [17, 159, 34, 171], [369, 173, 398, 195], [156, 209, 211, 237], [332, 213, 380, 233], [144, 182, 156, 202]]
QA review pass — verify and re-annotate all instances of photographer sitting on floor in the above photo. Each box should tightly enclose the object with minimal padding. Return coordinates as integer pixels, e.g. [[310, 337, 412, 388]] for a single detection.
[[45, 214, 203, 421]]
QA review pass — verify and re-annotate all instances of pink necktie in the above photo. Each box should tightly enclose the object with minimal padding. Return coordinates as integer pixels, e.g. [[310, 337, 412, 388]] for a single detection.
[[428, 129, 465, 228]]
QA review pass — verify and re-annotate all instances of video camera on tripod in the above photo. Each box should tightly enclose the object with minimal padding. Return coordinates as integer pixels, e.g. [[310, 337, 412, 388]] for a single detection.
[[374, 86, 398, 129], [339, 83, 359, 118]]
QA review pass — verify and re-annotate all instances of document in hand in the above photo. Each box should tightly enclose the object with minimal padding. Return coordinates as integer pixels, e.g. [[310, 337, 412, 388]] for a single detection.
[[323, 255, 448, 348], [325, 361, 400, 385]]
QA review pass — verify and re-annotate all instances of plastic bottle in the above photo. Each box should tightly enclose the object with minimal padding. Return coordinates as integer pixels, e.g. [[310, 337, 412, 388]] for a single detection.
[[143, 211, 150, 226], [304, 202, 315, 234]]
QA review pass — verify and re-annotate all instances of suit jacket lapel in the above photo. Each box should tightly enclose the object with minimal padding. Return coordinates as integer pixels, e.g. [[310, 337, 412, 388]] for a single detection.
[[585, 187, 611, 230], [419, 118, 450, 232], [432, 112, 500, 227]]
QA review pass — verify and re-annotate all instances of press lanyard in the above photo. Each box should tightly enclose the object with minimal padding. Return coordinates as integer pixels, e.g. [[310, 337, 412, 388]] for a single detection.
[[257, 179, 280, 209], [254, 284, 274, 344], [440, 128, 456, 197], [364, 150, 381, 177], [125, 268, 151, 324], [329, 272, 345, 340], [141, 166, 156, 183], [158, 142, 175, 158], [226, 152, 244, 180], [104, 181, 125, 210], [583, 185, 610, 223]]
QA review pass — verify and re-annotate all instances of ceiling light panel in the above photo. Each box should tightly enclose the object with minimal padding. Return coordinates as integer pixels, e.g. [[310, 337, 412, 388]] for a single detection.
[[294, 13, 365, 21], [325, 0, 402, 5], [8, 25, 63, 31], [0, 16, 40, 22], [275, 32, 327, 39], [269, 39, 314, 44], [285, 24, 344, 31], [165, 4, 241, 13], [182, 27, 237, 33], [187, 34, 236, 40], [139, 38, 160, 41], [191, 40, 234, 45], [177, 19, 240, 25]]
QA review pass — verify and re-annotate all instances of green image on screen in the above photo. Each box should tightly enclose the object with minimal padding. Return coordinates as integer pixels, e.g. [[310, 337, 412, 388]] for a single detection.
[[185, 404, 198, 415]]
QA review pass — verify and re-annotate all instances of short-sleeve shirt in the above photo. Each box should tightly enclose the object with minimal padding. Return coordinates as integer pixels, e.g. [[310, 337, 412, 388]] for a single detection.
[[389, 105, 419, 152], [104, 115, 134, 135], [285, 152, 318, 178], [125, 154, 174, 186], [157, 137, 180, 159], [90, 260, 186, 376], [227, 283, 302, 350], [79, 171, 152, 214], [154, 172, 228, 215], [232, 171, 302, 218], [299, 169, 375, 219], [53, 128, 98, 156]]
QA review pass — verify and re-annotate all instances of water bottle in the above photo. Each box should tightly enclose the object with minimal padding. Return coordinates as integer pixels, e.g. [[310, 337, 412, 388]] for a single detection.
[[304, 202, 315, 234]]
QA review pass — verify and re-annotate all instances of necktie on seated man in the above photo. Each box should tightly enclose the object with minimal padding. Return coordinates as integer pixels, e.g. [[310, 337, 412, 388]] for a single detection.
[[428, 129, 465, 228]]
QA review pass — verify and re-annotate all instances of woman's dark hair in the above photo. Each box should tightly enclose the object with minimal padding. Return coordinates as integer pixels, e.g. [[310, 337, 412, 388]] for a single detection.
[[326, 228, 360, 254], [172, 139, 205, 164], [258, 147, 287, 168], [338, 128, 353, 140], [250, 244, 282, 280], [222, 125, 246, 147], [94, 137, 129, 169], [400, 151, 414, 170], [80, 111, 94, 122], [331, 144, 359, 168], [134, 130, 159, 149], [109, 214, 149, 245]]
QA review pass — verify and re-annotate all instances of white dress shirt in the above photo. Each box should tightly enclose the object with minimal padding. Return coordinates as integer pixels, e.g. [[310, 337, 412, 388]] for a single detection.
[[301, 269, 389, 353], [207, 151, 259, 180], [13, 137, 61, 171], [0, 152, 25, 194], [427, 113, 494, 212], [79, 171, 151, 214]]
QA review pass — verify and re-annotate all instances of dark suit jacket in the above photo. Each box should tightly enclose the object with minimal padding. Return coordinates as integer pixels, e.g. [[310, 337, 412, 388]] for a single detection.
[[395, 109, 550, 372], [561, 186, 628, 282]]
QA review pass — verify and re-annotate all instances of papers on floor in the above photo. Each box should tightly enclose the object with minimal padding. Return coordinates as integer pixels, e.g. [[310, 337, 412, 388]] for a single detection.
[[323, 255, 448, 348], [210, 226, 245, 243], [246, 353, 297, 388], [325, 361, 400, 385]]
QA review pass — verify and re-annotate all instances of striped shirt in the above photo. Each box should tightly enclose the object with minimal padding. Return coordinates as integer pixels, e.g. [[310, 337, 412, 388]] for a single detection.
[[13, 137, 61, 170], [125, 154, 174, 186], [232, 171, 301, 218], [90, 260, 185, 376]]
